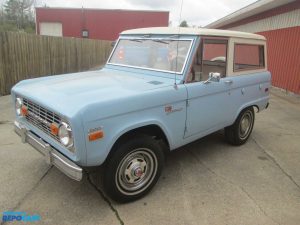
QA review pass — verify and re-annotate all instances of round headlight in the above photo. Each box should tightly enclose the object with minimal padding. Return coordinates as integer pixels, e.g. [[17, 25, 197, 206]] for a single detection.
[[15, 97, 23, 116], [58, 122, 74, 148]]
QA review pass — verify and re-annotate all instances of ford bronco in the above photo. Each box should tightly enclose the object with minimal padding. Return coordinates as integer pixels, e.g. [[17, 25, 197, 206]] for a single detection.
[[12, 27, 271, 202]]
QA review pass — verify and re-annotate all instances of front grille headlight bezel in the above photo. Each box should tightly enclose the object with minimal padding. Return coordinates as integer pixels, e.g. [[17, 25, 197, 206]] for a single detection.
[[58, 121, 74, 151], [15, 97, 23, 116], [16, 96, 75, 153]]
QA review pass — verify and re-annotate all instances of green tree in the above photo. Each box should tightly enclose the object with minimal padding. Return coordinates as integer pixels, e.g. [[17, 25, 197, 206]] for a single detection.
[[2, 0, 34, 31], [4, 0, 21, 25], [0, 5, 5, 22], [179, 20, 188, 27]]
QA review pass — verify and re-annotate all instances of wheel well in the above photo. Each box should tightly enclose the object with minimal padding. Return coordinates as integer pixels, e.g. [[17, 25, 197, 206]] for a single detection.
[[106, 125, 170, 163], [253, 105, 259, 112], [239, 105, 258, 115]]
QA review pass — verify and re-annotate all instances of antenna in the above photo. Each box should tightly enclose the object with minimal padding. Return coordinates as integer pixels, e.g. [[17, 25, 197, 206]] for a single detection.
[[174, 0, 184, 88]]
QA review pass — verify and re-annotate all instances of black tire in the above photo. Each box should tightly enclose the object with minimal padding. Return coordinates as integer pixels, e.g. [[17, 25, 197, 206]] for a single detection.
[[225, 107, 255, 146], [103, 135, 164, 203]]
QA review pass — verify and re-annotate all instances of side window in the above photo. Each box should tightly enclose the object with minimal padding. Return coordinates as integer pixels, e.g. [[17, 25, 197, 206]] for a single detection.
[[234, 44, 265, 71], [202, 40, 227, 80], [187, 39, 227, 83]]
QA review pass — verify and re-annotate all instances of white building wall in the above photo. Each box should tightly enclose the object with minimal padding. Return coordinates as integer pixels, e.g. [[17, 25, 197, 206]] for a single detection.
[[228, 9, 300, 33]]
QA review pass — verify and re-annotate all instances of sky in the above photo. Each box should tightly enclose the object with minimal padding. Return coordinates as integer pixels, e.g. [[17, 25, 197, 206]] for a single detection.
[[2, 0, 257, 26]]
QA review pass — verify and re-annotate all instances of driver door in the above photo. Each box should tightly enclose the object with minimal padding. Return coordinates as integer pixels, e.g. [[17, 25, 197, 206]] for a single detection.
[[184, 38, 234, 138]]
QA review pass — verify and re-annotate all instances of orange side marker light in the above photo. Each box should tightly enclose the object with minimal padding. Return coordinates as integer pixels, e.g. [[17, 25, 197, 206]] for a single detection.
[[89, 130, 104, 141]]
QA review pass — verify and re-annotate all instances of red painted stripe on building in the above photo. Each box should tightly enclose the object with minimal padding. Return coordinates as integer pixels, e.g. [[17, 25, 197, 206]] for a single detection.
[[220, 1, 300, 30], [258, 26, 300, 94]]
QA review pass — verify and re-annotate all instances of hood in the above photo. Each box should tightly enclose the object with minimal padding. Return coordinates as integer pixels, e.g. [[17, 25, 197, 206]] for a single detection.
[[12, 68, 174, 118]]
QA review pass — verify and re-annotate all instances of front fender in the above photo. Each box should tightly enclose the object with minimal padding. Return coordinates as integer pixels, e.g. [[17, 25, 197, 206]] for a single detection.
[[83, 103, 186, 166], [108, 119, 172, 152]]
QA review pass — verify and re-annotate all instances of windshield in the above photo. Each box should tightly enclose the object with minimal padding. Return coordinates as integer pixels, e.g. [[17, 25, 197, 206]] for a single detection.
[[108, 38, 193, 74]]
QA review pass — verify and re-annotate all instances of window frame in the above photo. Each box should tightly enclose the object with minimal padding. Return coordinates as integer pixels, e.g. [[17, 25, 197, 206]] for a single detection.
[[233, 43, 265, 72], [202, 38, 229, 77], [107, 36, 195, 75], [227, 37, 267, 77], [185, 36, 229, 83]]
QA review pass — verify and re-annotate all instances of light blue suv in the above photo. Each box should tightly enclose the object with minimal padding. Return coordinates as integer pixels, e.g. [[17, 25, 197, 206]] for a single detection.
[[12, 27, 271, 202]]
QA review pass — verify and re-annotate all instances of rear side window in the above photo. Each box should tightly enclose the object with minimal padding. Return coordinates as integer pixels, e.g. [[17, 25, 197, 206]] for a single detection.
[[234, 44, 265, 71]]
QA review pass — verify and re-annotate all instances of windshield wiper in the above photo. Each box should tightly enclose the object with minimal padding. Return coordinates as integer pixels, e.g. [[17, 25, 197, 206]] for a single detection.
[[152, 39, 169, 44], [168, 34, 180, 39], [141, 34, 151, 38], [129, 39, 143, 43]]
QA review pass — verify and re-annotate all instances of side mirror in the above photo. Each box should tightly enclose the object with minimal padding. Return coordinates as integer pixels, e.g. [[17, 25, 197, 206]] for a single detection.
[[203, 72, 221, 84]]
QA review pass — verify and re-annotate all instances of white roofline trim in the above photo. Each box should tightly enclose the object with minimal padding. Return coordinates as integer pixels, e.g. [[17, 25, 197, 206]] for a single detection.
[[121, 27, 266, 40]]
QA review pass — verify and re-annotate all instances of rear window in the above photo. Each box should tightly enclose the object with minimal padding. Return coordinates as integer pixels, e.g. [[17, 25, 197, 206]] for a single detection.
[[234, 44, 265, 71]]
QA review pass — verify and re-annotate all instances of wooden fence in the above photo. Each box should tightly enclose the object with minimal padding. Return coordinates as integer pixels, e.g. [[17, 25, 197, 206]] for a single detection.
[[0, 32, 112, 96]]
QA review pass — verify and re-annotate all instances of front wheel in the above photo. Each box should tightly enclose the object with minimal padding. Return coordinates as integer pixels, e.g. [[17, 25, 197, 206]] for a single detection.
[[225, 107, 255, 146], [103, 135, 164, 202]]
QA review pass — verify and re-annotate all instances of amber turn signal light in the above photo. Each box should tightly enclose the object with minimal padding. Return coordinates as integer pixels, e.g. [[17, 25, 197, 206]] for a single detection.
[[21, 106, 28, 116], [89, 130, 104, 141], [50, 123, 59, 136]]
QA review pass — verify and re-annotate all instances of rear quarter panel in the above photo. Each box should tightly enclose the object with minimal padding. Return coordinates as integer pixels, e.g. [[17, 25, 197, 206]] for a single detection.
[[229, 71, 271, 124], [226, 37, 270, 123]]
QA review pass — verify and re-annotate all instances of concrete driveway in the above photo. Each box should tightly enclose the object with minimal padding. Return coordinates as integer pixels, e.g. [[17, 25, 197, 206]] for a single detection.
[[1, 90, 300, 225]]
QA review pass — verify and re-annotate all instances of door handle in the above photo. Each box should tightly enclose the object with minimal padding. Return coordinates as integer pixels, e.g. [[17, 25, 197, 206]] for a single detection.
[[225, 80, 233, 85]]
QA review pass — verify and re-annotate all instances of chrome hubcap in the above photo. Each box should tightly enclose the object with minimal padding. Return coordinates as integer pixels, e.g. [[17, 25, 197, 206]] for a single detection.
[[133, 167, 143, 178], [125, 159, 147, 182], [116, 148, 158, 195], [241, 118, 250, 133], [239, 111, 253, 140]]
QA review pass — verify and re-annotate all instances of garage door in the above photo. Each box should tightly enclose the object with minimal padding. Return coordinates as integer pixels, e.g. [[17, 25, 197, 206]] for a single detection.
[[40, 22, 63, 37]]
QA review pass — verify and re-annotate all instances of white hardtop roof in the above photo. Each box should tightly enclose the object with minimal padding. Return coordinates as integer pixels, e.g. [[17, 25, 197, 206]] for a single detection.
[[121, 27, 266, 40]]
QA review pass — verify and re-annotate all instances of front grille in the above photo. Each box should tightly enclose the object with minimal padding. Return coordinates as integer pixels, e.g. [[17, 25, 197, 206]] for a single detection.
[[23, 98, 61, 142]]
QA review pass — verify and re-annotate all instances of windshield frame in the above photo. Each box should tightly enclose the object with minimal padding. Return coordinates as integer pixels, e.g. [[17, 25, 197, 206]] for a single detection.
[[107, 36, 195, 75]]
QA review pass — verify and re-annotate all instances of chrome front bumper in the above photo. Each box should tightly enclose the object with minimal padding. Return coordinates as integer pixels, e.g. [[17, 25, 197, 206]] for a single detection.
[[14, 121, 83, 181]]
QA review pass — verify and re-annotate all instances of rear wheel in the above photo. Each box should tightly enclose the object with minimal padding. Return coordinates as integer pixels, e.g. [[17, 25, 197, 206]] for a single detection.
[[225, 107, 255, 145], [104, 135, 164, 202]]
